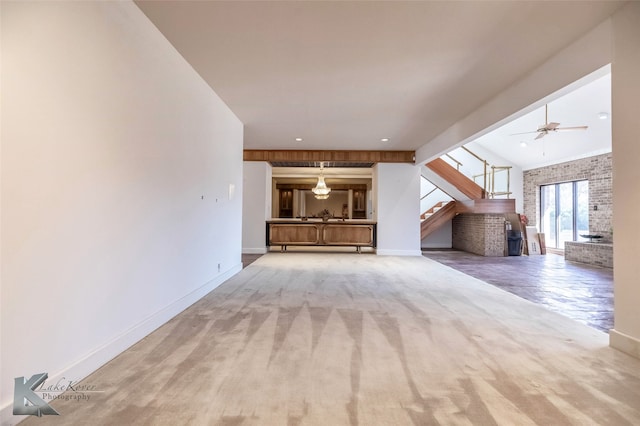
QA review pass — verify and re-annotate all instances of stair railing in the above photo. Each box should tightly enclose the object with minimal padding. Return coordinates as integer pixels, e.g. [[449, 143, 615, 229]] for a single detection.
[[445, 154, 463, 171], [472, 166, 513, 198], [461, 146, 488, 195], [420, 186, 438, 201], [434, 146, 513, 200], [490, 166, 512, 198]]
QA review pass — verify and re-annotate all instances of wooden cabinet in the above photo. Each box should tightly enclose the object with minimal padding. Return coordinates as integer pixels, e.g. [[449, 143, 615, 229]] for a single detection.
[[279, 189, 293, 218], [353, 190, 366, 219], [269, 224, 320, 245], [267, 220, 376, 252], [323, 224, 373, 246]]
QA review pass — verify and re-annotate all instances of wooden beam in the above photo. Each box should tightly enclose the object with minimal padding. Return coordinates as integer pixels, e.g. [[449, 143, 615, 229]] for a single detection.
[[276, 183, 368, 191], [243, 150, 415, 164]]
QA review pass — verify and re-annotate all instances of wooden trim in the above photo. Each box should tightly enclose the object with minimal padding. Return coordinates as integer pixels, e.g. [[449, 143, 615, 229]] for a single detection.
[[456, 199, 515, 214], [244, 150, 415, 164], [276, 183, 368, 191]]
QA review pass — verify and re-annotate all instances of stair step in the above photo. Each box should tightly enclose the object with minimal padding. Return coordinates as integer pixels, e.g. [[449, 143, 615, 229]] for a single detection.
[[421, 200, 454, 221]]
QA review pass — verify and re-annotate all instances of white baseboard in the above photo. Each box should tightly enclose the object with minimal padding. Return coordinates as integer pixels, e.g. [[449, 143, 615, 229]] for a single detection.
[[0, 263, 242, 426], [376, 249, 423, 256], [242, 247, 268, 254], [610, 328, 640, 359]]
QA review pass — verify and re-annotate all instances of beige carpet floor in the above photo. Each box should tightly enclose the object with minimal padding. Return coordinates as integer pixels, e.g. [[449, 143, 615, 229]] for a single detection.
[[22, 253, 640, 425]]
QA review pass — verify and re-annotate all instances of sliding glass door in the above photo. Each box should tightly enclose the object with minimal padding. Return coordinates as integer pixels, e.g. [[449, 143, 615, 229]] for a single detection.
[[576, 180, 589, 240], [540, 185, 557, 247], [540, 180, 589, 249]]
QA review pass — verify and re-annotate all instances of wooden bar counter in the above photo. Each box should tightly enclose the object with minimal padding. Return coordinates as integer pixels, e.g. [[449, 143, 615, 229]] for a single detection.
[[266, 219, 377, 252]]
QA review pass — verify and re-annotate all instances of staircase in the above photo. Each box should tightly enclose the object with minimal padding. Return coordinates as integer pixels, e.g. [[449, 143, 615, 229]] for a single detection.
[[420, 156, 515, 241], [421, 201, 448, 220], [421, 201, 457, 239], [425, 158, 486, 199]]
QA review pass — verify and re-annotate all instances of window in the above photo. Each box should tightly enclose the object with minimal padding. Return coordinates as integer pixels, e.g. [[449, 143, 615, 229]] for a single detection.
[[540, 180, 589, 249]]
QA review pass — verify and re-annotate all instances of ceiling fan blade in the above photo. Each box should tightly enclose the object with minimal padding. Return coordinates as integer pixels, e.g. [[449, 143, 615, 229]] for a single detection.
[[546, 122, 561, 130], [555, 126, 589, 132], [535, 132, 546, 140], [510, 130, 539, 136]]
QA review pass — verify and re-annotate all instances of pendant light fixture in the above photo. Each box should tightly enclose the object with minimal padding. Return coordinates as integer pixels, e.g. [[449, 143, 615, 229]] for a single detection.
[[312, 162, 331, 200]]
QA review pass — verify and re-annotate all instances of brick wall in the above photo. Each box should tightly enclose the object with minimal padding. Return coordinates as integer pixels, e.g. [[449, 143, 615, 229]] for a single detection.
[[452, 214, 506, 256], [523, 153, 612, 242], [565, 241, 613, 268]]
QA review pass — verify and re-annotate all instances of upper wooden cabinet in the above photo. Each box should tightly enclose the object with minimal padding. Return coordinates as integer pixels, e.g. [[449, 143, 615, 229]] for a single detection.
[[279, 189, 293, 218], [353, 190, 366, 218]]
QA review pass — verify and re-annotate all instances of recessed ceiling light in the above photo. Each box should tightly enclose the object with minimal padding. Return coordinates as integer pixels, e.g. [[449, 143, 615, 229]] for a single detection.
[[295, 137, 303, 142], [381, 138, 390, 142], [520, 141, 527, 148], [598, 112, 609, 120]]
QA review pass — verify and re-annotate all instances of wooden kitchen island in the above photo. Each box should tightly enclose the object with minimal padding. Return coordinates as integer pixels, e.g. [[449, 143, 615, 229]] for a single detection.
[[266, 219, 377, 252]]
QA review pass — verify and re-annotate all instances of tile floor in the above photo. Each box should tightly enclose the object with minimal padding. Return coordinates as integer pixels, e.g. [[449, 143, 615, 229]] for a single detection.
[[241, 250, 614, 333], [422, 250, 613, 333]]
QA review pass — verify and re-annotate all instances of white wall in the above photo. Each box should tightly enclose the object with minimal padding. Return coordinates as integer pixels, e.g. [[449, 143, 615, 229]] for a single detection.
[[610, 1, 640, 358], [1, 2, 243, 421], [242, 162, 272, 253], [375, 164, 422, 256], [421, 221, 453, 249], [420, 180, 453, 214]]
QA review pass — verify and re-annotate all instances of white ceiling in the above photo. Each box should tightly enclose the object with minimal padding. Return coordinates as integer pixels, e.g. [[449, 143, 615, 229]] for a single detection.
[[136, 1, 623, 156], [469, 71, 612, 170]]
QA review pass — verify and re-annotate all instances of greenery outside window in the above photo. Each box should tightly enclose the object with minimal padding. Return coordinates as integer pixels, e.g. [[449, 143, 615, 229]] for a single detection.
[[540, 180, 589, 249]]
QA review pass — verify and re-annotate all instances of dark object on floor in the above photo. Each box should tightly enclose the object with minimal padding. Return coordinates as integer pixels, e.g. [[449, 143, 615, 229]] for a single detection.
[[507, 230, 523, 256]]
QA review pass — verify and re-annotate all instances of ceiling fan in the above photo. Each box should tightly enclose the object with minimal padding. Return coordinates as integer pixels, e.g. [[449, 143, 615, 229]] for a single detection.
[[512, 104, 588, 140]]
